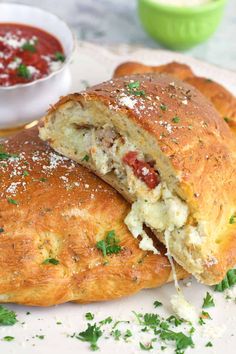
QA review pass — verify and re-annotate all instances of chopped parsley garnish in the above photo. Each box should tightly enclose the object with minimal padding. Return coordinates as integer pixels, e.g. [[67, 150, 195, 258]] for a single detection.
[[202, 292, 215, 308], [82, 154, 89, 162], [73, 308, 197, 353], [42, 258, 59, 265], [77, 323, 102, 351], [189, 327, 195, 335], [206, 341, 213, 347], [132, 311, 144, 325], [0, 306, 17, 326], [128, 81, 140, 90], [0, 152, 19, 160], [96, 230, 121, 257], [159, 330, 194, 352], [17, 64, 31, 79], [198, 311, 211, 325], [166, 316, 184, 327], [7, 198, 18, 205], [224, 117, 230, 123], [153, 300, 162, 308], [172, 116, 180, 123], [33, 177, 48, 183], [36, 335, 45, 340], [214, 269, 236, 292], [127, 81, 145, 96], [141, 327, 148, 332], [140, 342, 153, 350], [143, 313, 160, 327], [229, 214, 236, 224], [55, 51, 65, 62], [112, 320, 130, 329], [39, 177, 47, 182], [200, 311, 211, 320], [85, 312, 94, 321], [26, 311, 31, 315], [124, 329, 132, 340], [0, 227, 4, 233], [160, 321, 169, 330], [22, 41, 37, 52], [23, 170, 29, 176], [198, 317, 205, 326], [111, 329, 121, 340], [2, 336, 14, 341], [160, 104, 167, 111], [99, 316, 112, 325]]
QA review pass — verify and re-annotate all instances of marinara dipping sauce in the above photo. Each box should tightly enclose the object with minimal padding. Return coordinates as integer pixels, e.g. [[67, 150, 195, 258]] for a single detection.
[[0, 23, 66, 87]]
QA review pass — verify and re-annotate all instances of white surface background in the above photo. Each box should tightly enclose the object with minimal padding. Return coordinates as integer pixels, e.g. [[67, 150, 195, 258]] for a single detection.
[[3, 0, 236, 71]]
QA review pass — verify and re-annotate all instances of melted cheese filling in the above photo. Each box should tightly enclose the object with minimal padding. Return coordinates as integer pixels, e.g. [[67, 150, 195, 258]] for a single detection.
[[171, 292, 197, 323], [75, 125, 203, 256], [73, 125, 201, 321]]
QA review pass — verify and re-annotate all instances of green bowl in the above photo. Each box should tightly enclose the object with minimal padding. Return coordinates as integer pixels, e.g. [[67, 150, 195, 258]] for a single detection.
[[138, 0, 228, 50]]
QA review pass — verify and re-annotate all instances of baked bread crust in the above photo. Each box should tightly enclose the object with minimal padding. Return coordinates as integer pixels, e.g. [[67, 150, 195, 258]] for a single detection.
[[0, 128, 187, 306], [114, 61, 236, 134], [185, 77, 236, 135], [40, 74, 236, 285], [114, 61, 194, 81]]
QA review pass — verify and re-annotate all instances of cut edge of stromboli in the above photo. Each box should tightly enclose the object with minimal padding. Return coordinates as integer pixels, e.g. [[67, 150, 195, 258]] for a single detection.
[[39, 74, 236, 286], [39, 99, 202, 279]]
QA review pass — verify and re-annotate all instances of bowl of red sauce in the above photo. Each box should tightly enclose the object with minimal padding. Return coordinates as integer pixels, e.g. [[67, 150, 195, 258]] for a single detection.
[[0, 3, 75, 129]]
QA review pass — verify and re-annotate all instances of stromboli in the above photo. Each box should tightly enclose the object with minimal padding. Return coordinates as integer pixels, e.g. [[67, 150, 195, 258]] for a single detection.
[[0, 128, 187, 306], [39, 73, 236, 285]]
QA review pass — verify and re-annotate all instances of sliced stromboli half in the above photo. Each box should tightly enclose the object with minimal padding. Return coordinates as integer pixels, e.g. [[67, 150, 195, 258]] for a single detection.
[[39, 73, 236, 285]]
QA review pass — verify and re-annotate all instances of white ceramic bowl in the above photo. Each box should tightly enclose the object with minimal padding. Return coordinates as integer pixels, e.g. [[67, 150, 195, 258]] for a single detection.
[[0, 3, 75, 129]]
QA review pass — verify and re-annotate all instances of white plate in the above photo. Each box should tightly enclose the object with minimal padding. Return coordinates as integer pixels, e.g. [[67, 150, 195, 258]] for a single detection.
[[2, 41, 235, 354]]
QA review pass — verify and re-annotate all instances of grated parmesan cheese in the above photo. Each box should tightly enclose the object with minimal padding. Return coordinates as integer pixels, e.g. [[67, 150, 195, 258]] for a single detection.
[[119, 95, 137, 109]]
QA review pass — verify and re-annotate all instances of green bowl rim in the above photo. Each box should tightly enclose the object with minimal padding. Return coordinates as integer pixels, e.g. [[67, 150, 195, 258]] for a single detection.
[[138, 0, 228, 14]]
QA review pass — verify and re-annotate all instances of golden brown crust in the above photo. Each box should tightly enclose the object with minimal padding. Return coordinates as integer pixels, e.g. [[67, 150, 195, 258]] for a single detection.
[[185, 76, 236, 135], [0, 128, 187, 306], [113, 61, 236, 135], [114, 61, 194, 81], [41, 73, 236, 284]]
